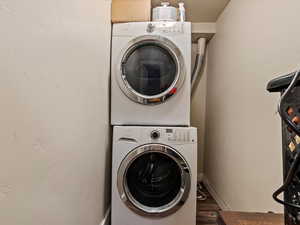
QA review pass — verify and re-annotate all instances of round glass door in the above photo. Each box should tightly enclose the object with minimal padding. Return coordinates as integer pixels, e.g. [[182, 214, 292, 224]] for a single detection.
[[123, 44, 177, 96], [117, 144, 191, 217], [117, 36, 186, 105]]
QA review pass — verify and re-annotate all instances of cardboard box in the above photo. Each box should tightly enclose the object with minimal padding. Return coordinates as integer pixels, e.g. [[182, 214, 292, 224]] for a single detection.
[[112, 0, 151, 23]]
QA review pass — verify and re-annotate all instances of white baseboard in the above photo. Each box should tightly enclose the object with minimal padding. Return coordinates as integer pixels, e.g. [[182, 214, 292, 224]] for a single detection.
[[203, 175, 231, 211], [99, 206, 111, 225]]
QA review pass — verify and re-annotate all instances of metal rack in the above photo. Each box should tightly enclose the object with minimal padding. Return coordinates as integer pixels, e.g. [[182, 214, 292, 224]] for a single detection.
[[267, 70, 300, 225]]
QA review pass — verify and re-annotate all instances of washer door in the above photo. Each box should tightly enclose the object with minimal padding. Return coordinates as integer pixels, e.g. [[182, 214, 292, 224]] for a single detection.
[[117, 35, 186, 105], [117, 144, 191, 217]]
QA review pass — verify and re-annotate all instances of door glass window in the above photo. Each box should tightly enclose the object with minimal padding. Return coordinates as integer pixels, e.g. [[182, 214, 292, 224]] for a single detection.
[[126, 152, 182, 208], [123, 44, 177, 96]]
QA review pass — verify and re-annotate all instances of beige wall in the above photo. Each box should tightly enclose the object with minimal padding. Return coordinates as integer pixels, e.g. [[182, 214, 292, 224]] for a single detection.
[[0, 0, 111, 224], [205, 0, 300, 212]]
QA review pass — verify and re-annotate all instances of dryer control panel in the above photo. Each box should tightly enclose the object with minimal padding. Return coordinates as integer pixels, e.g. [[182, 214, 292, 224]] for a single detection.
[[112, 22, 190, 37], [147, 22, 184, 34]]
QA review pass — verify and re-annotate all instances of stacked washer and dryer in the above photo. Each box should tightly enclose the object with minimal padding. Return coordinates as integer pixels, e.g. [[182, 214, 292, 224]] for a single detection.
[[111, 21, 198, 225]]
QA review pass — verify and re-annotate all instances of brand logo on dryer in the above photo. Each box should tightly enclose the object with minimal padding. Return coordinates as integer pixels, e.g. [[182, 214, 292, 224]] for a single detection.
[[146, 23, 155, 33]]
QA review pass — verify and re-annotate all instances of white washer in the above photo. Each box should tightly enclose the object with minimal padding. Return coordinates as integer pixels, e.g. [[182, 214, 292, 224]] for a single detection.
[[112, 126, 197, 225], [111, 22, 192, 126]]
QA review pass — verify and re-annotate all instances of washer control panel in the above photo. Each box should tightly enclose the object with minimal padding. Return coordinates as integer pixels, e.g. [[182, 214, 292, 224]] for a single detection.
[[166, 128, 193, 143], [148, 128, 195, 144]]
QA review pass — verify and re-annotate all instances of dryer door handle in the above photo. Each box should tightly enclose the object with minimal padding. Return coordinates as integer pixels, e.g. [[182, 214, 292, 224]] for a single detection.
[[121, 62, 126, 75]]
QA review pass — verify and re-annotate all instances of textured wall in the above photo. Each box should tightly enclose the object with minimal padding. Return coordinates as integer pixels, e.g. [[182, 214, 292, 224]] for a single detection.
[[205, 0, 300, 212], [0, 0, 111, 224]]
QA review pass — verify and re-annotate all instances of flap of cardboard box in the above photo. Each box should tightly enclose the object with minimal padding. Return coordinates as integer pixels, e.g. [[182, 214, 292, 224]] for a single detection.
[[112, 0, 151, 23]]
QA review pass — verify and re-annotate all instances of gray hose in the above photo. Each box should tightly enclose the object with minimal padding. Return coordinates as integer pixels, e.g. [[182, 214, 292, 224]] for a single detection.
[[191, 38, 206, 96]]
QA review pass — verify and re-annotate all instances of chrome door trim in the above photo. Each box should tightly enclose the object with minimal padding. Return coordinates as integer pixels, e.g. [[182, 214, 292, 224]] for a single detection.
[[116, 35, 186, 105], [117, 144, 191, 217]]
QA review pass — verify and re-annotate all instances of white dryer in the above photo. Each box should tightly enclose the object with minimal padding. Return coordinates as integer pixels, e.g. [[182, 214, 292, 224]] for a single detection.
[[111, 126, 197, 225], [111, 22, 192, 126]]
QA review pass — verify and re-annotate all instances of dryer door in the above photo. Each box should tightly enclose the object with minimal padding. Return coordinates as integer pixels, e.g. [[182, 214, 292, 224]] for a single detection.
[[117, 35, 186, 105], [117, 144, 191, 217]]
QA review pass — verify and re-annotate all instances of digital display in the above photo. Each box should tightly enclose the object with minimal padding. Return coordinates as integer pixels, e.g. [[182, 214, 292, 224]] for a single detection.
[[166, 129, 173, 133]]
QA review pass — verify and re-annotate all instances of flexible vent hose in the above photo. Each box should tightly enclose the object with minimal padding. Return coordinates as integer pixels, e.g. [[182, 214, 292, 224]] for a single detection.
[[191, 38, 206, 96]]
